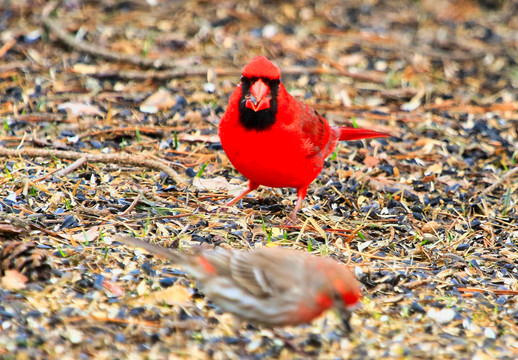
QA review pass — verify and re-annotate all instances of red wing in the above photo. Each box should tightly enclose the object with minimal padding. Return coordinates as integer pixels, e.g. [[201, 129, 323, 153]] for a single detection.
[[299, 103, 332, 158]]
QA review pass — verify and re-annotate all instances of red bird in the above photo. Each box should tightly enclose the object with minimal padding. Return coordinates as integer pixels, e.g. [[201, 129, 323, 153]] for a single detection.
[[116, 235, 360, 329], [219, 56, 390, 219]]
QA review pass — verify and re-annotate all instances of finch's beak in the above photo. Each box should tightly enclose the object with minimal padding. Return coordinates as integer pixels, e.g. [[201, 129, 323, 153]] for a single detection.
[[339, 307, 353, 333], [338, 302, 360, 333], [246, 79, 271, 112]]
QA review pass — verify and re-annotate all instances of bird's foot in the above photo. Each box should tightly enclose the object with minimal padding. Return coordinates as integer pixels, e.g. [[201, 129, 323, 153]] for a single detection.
[[282, 216, 301, 226]]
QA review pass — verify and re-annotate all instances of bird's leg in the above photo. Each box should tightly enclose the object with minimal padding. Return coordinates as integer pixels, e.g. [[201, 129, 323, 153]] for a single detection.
[[290, 186, 309, 220], [226, 181, 259, 206]]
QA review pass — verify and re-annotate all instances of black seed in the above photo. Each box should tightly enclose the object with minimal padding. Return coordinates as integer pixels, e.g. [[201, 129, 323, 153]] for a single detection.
[[185, 168, 196, 177], [115, 333, 126, 343], [129, 307, 146, 316], [456, 243, 470, 251], [159, 277, 177, 288], [93, 274, 105, 290], [410, 301, 426, 314], [142, 262, 156, 276]]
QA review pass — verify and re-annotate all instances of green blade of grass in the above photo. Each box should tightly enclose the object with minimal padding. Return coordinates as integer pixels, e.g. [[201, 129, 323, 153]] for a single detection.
[[196, 162, 207, 177]]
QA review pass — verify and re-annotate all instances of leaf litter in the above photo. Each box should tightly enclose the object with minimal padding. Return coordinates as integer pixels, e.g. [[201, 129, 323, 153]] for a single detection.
[[0, 0, 517, 358]]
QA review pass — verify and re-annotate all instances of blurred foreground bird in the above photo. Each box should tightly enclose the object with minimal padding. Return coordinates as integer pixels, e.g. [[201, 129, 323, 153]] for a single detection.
[[219, 56, 390, 219], [116, 236, 361, 330]]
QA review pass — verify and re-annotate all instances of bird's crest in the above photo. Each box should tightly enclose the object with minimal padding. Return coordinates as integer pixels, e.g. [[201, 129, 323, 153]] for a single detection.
[[242, 56, 281, 80]]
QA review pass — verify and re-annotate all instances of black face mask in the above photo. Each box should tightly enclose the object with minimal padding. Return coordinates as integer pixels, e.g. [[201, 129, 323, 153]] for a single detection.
[[238, 77, 280, 131]]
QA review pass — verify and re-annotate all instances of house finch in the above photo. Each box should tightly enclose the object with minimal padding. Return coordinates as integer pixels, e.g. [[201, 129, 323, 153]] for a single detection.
[[218, 56, 390, 219], [115, 236, 361, 329]]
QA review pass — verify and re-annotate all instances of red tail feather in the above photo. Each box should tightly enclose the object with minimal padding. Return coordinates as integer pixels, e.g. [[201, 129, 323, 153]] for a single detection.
[[339, 127, 391, 141]]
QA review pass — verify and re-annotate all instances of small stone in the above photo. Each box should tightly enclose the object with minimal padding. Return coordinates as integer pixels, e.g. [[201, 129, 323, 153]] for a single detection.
[[427, 308, 455, 324], [262, 24, 278, 38], [139, 105, 158, 114], [203, 83, 216, 93], [484, 327, 496, 339], [67, 329, 83, 344], [246, 337, 263, 352]]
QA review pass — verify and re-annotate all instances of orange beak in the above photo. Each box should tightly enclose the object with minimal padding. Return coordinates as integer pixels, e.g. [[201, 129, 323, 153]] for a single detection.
[[246, 79, 271, 112]]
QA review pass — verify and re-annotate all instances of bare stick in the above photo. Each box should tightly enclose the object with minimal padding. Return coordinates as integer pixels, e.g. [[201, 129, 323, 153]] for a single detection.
[[480, 167, 518, 197], [78, 65, 370, 81], [53, 156, 87, 178], [88, 67, 240, 80], [41, 2, 190, 69], [0, 147, 186, 186], [41, 3, 383, 83], [0, 61, 38, 72], [120, 194, 143, 216], [31, 156, 87, 183], [0, 38, 16, 58], [75, 205, 111, 217]]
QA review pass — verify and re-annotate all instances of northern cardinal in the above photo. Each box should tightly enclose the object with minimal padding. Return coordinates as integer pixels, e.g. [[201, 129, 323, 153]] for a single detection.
[[116, 236, 360, 329], [219, 56, 390, 219]]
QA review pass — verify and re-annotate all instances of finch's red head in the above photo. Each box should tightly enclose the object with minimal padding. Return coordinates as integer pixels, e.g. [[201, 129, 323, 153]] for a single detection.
[[316, 260, 361, 330], [324, 263, 361, 309]]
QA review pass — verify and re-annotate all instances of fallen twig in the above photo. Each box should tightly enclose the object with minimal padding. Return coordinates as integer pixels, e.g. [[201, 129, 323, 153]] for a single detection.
[[0, 147, 186, 186], [120, 194, 143, 216], [480, 166, 518, 197], [76, 65, 356, 81], [7, 113, 67, 123], [0, 38, 16, 58], [41, 2, 385, 82], [75, 205, 111, 217], [0, 61, 37, 73], [31, 156, 87, 183], [456, 287, 518, 295], [77, 125, 173, 140], [41, 2, 190, 69], [53, 156, 87, 178]]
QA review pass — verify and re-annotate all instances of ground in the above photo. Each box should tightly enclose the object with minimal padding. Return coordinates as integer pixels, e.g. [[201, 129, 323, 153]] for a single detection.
[[0, 0, 517, 359]]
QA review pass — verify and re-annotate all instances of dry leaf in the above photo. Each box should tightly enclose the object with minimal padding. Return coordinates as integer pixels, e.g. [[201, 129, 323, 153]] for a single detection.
[[422, 221, 441, 234], [309, 217, 327, 240], [57, 102, 104, 116], [140, 88, 176, 113], [192, 176, 230, 191], [425, 163, 443, 175], [0, 223, 27, 236], [65, 226, 100, 245], [72, 63, 99, 74], [363, 154, 380, 168], [131, 285, 192, 306], [177, 133, 220, 143], [1, 270, 28, 290], [102, 280, 125, 297], [369, 177, 414, 194]]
